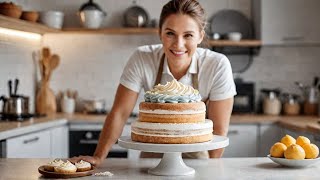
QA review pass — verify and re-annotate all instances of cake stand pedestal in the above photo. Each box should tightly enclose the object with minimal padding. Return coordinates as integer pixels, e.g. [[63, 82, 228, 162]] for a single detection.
[[118, 135, 229, 176]]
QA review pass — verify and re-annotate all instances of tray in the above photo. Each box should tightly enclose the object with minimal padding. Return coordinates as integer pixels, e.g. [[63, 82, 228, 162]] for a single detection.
[[38, 166, 94, 178]]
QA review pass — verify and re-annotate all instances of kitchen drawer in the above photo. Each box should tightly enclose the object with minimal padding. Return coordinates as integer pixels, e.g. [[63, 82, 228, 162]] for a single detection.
[[6, 130, 51, 158]]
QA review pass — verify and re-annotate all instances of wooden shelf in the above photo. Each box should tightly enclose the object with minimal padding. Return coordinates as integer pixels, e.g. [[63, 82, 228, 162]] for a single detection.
[[208, 40, 261, 47], [62, 27, 159, 34], [0, 14, 59, 34], [0, 15, 261, 48]]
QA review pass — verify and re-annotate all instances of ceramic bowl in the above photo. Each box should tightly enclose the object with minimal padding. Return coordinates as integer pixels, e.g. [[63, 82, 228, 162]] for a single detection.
[[267, 154, 320, 168], [0, 2, 22, 19], [21, 11, 39, 22], [39, 11, 64, 29]]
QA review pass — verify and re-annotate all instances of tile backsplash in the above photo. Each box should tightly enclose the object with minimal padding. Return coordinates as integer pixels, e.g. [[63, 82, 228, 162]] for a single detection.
[[1, 0, 320, 113]]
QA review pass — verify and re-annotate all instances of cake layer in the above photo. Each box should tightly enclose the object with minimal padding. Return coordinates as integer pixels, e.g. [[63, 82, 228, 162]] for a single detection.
[[139, 112, 205, 123], [131, 133, 213, 144], [131, 119, 213, 137], [140, 101, 206, 112]]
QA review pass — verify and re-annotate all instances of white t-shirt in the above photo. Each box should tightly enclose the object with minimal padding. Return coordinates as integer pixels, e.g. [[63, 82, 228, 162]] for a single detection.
[[120, 44, 236, 101]]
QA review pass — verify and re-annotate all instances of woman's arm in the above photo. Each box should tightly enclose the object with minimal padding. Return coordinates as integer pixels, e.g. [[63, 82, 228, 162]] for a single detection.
[[207, 97, 234, 158], [70, 84, 139, 166]]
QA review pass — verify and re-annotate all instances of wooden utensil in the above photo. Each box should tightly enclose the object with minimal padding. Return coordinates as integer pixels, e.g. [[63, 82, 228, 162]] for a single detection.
[[42, 47, 51, 59], [47, 54, 60, 82], [36, 82, 56, 115]]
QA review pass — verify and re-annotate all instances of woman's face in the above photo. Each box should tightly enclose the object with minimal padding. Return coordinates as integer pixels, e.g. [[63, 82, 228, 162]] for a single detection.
[[160, 14, 204, 64]]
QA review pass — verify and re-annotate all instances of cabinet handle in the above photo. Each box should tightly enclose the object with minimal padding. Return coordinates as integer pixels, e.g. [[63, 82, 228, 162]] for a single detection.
[[227, 130, 239, 135], [79, 139, 98, 144], [282, 36, 304, 41], [23, 137, 39, 144]]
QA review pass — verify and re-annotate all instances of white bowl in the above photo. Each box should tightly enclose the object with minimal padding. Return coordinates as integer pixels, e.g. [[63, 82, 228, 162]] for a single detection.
[[39, 11, 64, 29], [79, 10, 105, 29], [227, 32, 242, 41], [267, 154, 320, 168]]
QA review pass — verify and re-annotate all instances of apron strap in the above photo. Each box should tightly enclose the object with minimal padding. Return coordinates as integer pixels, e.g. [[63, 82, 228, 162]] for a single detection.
[[155, 54, 165, 86]]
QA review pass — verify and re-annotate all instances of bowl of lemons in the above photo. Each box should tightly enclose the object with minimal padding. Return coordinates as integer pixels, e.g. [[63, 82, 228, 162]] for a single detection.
[[268, 134, 320, 168]]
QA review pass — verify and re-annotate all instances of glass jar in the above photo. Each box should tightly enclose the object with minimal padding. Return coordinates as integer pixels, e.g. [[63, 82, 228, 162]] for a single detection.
[[263, 91, 281, 115], [283, 94, 300, 115]]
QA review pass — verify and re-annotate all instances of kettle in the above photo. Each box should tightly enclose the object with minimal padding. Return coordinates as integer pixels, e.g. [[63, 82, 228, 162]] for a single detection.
[[78, 0, 107, 29], [0, 95, 29, 116], [0, 79, 29, 117]]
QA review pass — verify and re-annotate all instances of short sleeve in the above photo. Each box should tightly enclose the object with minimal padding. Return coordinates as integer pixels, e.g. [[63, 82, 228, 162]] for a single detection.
[[209, 55, 237, 101], [120, 49, 144, 93]]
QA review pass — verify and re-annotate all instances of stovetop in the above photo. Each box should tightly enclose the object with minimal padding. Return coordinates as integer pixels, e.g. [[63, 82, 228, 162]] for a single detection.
[[0, 113, 46, 122]]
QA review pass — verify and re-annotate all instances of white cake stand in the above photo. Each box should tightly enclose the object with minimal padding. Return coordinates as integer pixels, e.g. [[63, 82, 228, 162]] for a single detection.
[[118, 135, 229, 176]]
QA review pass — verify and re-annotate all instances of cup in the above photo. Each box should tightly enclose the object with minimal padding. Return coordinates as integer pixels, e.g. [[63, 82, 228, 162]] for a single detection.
[[61, 98, 75, 114]]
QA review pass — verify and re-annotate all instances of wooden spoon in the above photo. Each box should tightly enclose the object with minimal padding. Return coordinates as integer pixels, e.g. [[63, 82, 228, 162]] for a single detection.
[[47, 54, 60, 81], [50, 54, 60, 70]]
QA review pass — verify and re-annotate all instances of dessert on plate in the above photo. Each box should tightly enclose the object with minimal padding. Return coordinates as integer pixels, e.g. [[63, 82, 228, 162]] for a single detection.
[[54, 160, 77, 174], [75, 160, 92, 172], [43, 159, 64, 172]]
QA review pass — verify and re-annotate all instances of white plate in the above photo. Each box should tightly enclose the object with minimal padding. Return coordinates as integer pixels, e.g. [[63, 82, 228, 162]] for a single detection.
[[267, 154, 320, 168]]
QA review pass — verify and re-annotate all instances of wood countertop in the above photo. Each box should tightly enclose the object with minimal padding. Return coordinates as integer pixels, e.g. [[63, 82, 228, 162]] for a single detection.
[[0, 113, 319, 140], [0, 158, 319, 179]]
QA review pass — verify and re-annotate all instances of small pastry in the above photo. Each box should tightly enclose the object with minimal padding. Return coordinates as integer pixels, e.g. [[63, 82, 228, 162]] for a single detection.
[[43, 159, 64, 172], [75, 160, 92, 172], [54, 160, 77, 174]]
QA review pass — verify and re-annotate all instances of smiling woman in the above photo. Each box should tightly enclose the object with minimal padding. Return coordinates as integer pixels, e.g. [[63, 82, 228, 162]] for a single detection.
[[70, 0, 236, 167]]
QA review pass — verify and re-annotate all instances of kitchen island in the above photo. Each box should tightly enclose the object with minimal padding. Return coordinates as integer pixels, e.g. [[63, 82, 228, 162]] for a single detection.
[[0, 158, 319, 179]]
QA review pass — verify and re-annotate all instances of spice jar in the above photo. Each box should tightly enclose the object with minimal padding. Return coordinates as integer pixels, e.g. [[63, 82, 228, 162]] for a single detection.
[[303, 87, 318, 115], [263, 91, 281, 115], [283, 93, 300, 115]]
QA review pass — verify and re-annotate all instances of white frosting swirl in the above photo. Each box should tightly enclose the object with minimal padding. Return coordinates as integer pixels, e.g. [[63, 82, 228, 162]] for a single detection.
[[47, 159, 64, 166], [75, 160, 91, 169], [145, 79, 202, 103], [56, 160, 77, 171]]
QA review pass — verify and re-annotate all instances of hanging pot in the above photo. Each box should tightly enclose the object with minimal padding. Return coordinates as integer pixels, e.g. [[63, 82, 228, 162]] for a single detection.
[[123, 2, 149, 27]]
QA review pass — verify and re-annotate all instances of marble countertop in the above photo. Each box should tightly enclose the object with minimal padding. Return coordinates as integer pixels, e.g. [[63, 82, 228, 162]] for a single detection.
[[0, 158, 319, 180], [0, 113, 319, 140]]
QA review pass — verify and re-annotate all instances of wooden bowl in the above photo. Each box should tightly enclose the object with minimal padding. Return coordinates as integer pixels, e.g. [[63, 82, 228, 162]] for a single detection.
[[21, 11, 39, 22], [0, 2, 22, 18]]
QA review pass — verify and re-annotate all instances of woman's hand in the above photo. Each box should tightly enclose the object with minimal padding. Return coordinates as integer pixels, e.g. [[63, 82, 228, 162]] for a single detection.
[[69, 155, 103, 167]]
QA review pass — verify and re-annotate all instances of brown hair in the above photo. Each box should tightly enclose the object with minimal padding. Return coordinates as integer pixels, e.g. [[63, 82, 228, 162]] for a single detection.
[[159, 0, 206, 33]]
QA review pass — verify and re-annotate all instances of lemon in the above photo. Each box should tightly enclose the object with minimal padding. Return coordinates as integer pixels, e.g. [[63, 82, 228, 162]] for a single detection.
[[296, 136, 311, 147], [281, 134, 296, 147], [270, 142, 287, 158], [284, 144, 306, 159], [302, 143, 319, 159]]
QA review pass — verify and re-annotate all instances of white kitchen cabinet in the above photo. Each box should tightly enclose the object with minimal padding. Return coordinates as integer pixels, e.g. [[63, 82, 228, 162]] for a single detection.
[[223, 124, 258, 157], [6, 129, 51, 158], [50, 126, 69, 158], [258, 124, 282, 157], [6, 125, 69, 158], [253, 0, 320, 45]]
